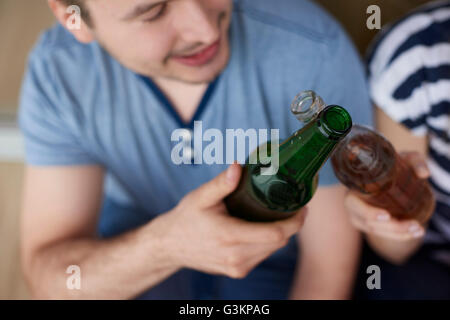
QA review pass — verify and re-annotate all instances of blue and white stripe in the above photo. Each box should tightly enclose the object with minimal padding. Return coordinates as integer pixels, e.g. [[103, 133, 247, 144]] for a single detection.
[[368, 0, 450, 266]]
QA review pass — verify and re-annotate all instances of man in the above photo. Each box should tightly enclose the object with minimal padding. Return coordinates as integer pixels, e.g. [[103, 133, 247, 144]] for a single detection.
[[349, 0, 450, 299], [19, 0, 371, 299]]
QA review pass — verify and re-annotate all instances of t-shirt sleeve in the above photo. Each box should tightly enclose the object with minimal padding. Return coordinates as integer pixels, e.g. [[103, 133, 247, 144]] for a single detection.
[[313, 27, 374, 187], [367, 24, 440, 137], [18, 52, 99, 166]]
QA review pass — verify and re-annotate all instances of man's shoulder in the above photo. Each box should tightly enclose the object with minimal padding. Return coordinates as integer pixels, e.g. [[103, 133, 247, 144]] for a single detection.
[[25, 23, 112, 98], [31, 23, 88, 57], [22, 24, 113, 122], [234, 0, 342, 45], [27, 23, 107, 80]]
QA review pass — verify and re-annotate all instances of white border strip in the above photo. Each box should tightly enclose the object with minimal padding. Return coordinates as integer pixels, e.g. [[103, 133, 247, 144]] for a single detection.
[[0, 123, 24, 162]]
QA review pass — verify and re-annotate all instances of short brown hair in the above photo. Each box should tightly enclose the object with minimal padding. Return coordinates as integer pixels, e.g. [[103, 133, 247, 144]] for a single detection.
[[59, 0, 92, 26]]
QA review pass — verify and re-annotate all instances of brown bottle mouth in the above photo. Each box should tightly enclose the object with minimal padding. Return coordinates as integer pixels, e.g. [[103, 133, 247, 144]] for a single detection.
[[345, 142, 378, 172], [331, 124, 397, 192]]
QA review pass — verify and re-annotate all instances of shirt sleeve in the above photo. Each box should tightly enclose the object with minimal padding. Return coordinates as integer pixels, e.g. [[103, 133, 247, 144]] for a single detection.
[[18, 51, 99, 166], [367, 24, 438, 137]]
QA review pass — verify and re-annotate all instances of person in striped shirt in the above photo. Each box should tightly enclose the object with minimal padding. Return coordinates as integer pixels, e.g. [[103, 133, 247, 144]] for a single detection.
[[350, 0, 450, 299]]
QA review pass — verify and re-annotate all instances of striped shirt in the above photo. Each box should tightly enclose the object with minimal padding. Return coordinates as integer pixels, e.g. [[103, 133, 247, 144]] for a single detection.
[[367, 0, 450, 266]]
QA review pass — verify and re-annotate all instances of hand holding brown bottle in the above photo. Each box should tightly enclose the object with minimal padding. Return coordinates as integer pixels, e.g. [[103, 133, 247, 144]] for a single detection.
[[344, 152, 433, 241]]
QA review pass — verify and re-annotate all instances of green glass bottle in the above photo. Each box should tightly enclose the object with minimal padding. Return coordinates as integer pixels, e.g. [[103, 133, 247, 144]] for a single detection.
[[225, 97, 353, 222]]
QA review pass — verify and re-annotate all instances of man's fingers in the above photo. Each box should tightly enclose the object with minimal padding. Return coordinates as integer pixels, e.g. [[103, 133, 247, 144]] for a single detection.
[[400, 151, 430, 179], [238, 244, 284, 273], [191, 163, 242, 208], [222, 242, 289, 278], [273, 207, 308, 237], [225, 207, 307, 244]]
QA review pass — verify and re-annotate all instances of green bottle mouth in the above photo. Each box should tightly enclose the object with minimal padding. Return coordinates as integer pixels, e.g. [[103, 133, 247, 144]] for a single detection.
[[319, 105, 353, 139]]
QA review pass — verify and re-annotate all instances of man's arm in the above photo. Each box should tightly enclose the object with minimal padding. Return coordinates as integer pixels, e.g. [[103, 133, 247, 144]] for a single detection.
[[21, 164, 307, 299], [289, 185, 361, 300], [20, 165, 179, 299]]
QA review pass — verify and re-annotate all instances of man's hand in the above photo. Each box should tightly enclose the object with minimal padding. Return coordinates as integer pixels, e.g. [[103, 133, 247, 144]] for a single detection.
[[21, 163, 306, 299], [151, 163, 308, 279], [344, 152, 431, 241]]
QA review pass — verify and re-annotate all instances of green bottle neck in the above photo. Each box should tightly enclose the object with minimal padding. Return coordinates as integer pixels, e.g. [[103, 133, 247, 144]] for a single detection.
[[277, 105, 352, 183]]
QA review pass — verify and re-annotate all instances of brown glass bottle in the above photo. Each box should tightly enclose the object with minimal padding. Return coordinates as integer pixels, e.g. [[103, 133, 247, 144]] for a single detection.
[[331, 125, 435, 224]]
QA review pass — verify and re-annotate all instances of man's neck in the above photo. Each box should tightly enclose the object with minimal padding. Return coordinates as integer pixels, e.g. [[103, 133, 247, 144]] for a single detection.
[[152, 77, 209, 124]]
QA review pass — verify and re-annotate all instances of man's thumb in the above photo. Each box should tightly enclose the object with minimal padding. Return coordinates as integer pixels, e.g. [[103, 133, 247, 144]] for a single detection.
[[195, 163, 242, 207]]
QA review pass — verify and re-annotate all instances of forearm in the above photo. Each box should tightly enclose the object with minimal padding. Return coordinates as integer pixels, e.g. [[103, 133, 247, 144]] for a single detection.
[[366, 234, 423, 265], [290, 231, 361, 300], [289, 186, 362, 300], [24, 221, 180, 299]]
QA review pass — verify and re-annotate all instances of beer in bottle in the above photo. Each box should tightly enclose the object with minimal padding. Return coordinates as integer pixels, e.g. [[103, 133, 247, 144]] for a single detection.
[[331, 125, 435, 224]]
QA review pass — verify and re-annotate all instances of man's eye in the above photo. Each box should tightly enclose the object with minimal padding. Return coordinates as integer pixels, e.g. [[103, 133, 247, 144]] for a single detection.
[[142, 4, 167, 22]]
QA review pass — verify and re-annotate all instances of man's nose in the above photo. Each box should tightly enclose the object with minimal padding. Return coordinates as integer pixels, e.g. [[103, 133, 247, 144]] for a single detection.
[[173, 1, 220, 45]]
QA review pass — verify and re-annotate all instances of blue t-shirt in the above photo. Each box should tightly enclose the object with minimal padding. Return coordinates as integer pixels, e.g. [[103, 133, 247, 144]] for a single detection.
[[19, 0, 372, 299]]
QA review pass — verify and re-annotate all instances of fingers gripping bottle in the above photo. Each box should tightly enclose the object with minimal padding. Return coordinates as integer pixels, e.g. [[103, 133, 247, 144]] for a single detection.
[[331, 125, 435, 224], [225, 91, 353, 222]]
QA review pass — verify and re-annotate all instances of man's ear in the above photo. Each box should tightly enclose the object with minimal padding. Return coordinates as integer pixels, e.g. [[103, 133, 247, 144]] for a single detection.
[[47, 0, 94, 43]]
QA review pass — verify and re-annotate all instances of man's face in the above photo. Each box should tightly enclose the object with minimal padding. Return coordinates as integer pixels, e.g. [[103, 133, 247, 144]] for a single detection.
[[85, 0, 233, 84]]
